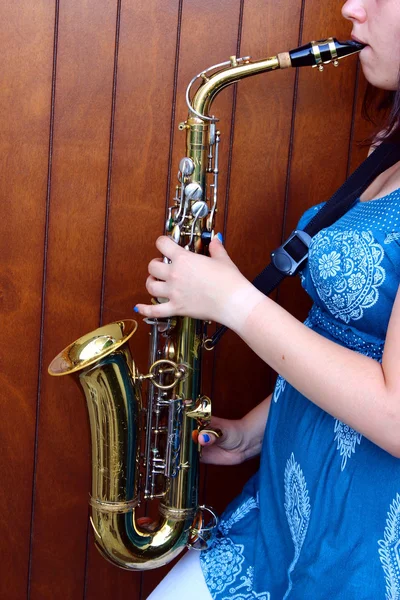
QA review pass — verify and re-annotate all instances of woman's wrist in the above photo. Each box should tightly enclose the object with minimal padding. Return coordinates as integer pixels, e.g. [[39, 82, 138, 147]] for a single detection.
[[222, 279, 266, 333], [239, 415, 263, 460], [240, 393, 272, 459]]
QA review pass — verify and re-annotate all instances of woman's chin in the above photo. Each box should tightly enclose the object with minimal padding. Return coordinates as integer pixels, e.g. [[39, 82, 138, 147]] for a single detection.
[[359, 49, 398, 90], [359, 44, 371, 60], [359, 52, 381, 88]]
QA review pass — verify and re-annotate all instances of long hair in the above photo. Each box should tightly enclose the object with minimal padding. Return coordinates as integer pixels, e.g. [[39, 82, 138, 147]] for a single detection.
[[362, 79, 400, 143]]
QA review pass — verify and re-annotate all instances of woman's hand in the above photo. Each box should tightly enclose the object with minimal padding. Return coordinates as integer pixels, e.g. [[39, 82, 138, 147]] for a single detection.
[[198, 394, 272, 465], [134, 235, 264, 330], [197, 416, 251, 465]]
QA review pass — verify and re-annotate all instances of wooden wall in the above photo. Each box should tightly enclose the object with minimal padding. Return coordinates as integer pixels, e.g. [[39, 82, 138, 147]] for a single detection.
[[0, 0, 372, 598]]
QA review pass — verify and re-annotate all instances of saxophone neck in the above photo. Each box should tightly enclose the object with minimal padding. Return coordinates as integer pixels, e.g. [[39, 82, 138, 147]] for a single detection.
[[189, 38, 364, 119], [191, 55, 280, 118]]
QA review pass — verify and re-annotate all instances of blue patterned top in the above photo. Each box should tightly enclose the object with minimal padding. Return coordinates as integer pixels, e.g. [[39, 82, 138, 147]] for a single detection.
[[200, 190, 400, 599]]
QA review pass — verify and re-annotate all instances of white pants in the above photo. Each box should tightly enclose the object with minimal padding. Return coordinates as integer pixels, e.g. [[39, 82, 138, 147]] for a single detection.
[[147, 550, 212, 600]]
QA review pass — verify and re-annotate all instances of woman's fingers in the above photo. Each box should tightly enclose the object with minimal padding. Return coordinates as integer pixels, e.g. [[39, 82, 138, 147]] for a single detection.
[[198, 431, 220, 446], [135, 300, 175, 319], [145, 275, 169, 298], [198, 417, 226, 447], [155, 235, 181, 259], [148, 257, 169, 280]]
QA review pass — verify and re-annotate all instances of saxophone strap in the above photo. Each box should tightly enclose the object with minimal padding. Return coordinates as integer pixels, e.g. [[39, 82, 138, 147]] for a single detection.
[[210, 142, 400, 348]]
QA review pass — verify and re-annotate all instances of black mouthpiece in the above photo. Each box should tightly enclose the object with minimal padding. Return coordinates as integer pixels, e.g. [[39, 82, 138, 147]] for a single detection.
[[289, 38, 365, 68]]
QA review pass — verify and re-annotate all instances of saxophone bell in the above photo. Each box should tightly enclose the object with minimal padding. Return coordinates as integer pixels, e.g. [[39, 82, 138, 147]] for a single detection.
[[49, 319, 218, 570]]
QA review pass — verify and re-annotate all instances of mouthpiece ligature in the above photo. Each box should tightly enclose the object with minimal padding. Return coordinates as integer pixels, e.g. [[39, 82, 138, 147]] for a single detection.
[[287, 37, 365, 71]]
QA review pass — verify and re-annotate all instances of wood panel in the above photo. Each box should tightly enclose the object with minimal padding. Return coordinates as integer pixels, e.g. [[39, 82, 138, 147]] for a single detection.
[[140, 1, 244, 594], [0, 1, 54, 598], [204, 0, 303, 514], [29, 1, 119, 598], [84, 1, 180, 597], [0, 1, 371, 598]]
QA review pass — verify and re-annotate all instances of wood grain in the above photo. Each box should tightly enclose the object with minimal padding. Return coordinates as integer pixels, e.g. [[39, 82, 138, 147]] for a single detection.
[[205, 0, 303, 516], [29, 1, 118, 598], [85, 1, 180, 597], [0, 1, 370, 597], [0, 1, 54, 598], [139, 0, 244, 594]]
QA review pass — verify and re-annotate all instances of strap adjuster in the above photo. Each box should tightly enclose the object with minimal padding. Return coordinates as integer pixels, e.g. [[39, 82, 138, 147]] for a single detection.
[[271, 230, 312, 275]]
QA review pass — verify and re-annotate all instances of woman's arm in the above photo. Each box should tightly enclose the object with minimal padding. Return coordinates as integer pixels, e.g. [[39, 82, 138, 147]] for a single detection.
[[231, 284, 400, 458], [136, 236, 400, 457]]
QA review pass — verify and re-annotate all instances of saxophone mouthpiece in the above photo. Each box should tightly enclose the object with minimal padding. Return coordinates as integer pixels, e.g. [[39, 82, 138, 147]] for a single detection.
[[278, 37, 365, 70]]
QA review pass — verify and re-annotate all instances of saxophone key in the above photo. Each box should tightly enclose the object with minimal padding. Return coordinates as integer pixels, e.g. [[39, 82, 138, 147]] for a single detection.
[[191, 200, 209, 219], [179, 156, 195, 178], [184, 181, 202, 201]]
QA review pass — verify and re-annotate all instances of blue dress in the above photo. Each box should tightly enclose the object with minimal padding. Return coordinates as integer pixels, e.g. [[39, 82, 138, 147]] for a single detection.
[[200, 191, 400, 599]]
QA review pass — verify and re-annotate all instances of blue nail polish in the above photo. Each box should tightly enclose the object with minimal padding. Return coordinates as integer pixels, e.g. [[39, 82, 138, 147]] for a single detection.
[[133, 306, 139, 313], [202, 433, 210, 443], [216, 232, 223, 243]]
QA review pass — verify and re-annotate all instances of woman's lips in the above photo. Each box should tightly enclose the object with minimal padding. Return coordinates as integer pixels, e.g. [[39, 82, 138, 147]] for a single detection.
[[351, 34, 367, 46]]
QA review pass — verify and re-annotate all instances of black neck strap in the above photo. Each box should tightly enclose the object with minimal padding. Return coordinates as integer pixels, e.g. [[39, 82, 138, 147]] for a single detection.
[[209, 142, 400, 348]]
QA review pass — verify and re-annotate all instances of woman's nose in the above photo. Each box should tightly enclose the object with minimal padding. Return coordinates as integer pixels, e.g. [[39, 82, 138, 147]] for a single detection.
[[342, 0, 367, 23]]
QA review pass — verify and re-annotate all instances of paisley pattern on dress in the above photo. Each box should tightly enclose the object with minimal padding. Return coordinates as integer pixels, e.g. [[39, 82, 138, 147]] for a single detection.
[[200, 195, 400, 599], [273, 375, 286, 403], [201, 538, 246, 595], [201, 496, 261, 597], [219, 496, 259, 536], [309, 229, 385, 323], [283, 453, 311, 600], [384, 232, 400, 245], [222, 566, 271, 600], [334, 419, 362, 471], [378, 493, 400, 600]]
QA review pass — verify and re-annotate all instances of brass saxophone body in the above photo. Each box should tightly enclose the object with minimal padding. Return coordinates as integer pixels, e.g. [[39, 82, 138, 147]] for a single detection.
[[48, 38, 363, 571]]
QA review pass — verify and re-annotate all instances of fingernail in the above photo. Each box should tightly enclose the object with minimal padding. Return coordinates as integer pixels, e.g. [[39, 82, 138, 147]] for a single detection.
[[202, 433, 210, 443], [133, 306, 139, 313], [216, 232, 223, 243]]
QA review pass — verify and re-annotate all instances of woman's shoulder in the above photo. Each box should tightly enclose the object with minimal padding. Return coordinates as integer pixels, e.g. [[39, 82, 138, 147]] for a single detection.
[[296, 202, 326, 231]]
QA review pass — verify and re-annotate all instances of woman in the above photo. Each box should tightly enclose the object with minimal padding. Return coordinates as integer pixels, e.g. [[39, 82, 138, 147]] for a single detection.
[[138, 0, 400, 597]]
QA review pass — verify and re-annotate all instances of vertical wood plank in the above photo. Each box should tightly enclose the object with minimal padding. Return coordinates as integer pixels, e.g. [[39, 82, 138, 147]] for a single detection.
[[140, 0, 243, 595], [0, 1, 54, 598], [84, 1, 180, 597], [29, 1, 119, 598], [205, 0, 303, 514], [0, 2, 374, 597]]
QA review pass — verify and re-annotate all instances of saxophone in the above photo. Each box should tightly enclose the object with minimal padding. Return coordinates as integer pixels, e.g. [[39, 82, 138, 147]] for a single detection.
[[48, 38, 363, 570]]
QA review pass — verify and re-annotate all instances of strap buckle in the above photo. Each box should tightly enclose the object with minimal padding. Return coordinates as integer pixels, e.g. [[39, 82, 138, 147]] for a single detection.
[[271, 230, 312, 275]]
